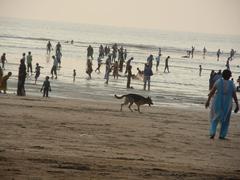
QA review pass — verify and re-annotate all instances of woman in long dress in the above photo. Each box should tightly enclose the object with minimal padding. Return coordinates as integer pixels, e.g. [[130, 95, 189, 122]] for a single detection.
[[205, 69, 239, 139]]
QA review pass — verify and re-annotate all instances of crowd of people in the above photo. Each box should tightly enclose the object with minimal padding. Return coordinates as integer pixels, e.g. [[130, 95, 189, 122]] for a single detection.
[[0, 40, 239, 139], [0, 41, 239, 97]]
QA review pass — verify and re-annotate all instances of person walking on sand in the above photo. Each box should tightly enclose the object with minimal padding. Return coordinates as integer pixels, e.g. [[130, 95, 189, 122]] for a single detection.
[[164, 56, 170, 73], [51, 55, 58, 79], [34, 63, 43, 84], [1, 53, 7, 70], [41, 76, 51, 98], [143, 63, 153, 91], [27, 51, 33, 75], [0, 72, 12, 94], [17, 56, 27, 96], [73, 69, 76, 82], [205, 69, 239, 139]]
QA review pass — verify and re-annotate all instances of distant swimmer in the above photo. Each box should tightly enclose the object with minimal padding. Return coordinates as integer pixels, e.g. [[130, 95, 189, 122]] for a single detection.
[[1, 53, 7, 69], [46, 41, 52, 54], [229, 49, 236, 60], [217, 49, 221, 61], [73, 69, 76, 82], [199, 65, 202, 76], [203, 47, 207, 59], [191, 46, 195, 59], [158, 48, 162, 56]]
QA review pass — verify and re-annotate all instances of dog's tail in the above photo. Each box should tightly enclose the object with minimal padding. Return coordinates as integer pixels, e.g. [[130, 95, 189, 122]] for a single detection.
[[114, 94, 126, 99]]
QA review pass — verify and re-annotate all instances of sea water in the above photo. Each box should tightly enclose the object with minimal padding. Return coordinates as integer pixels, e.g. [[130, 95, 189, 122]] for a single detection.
[[0, 17, 239, 107]]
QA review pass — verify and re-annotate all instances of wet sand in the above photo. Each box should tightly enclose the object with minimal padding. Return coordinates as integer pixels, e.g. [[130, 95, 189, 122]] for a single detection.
[[0, 95, 240, 179]]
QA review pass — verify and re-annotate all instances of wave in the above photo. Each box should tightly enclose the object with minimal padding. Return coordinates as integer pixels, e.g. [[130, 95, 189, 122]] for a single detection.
[[0, 34, 238, 57]]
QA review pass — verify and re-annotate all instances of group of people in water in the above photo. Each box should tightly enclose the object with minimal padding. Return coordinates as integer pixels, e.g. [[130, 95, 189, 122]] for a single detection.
[[0, 41, 239, 99]]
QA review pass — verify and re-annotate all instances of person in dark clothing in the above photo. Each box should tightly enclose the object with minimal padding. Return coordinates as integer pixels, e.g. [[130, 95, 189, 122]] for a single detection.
[[164, 56, 170, 73], [1, 53, 7, 69], [126, 65, 133, 88], [35, 63, 43, 84], [17, 55, 27, 96], [87, 45, 94, 60], [125, 57, 134, 74], [41, 76, 51, 98], [73, 69, 76, 82], [143, 63, 153, 91], [47, 41, 52, 54]]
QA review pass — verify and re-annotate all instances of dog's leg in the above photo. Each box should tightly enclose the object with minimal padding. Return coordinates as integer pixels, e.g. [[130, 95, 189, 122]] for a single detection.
[[128, 102, 134, 112], [137, 105, 141, 113]]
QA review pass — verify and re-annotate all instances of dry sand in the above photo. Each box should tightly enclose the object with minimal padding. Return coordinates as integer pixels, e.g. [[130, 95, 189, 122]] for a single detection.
[[0, 95, 240, 180]]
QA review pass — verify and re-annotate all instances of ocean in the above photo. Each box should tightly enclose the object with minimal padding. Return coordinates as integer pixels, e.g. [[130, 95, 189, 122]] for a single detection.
[[0, 17, 240, 107]]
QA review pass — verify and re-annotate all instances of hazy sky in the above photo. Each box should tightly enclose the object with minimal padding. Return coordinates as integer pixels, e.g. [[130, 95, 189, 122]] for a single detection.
[[0, 0, 240, 35]]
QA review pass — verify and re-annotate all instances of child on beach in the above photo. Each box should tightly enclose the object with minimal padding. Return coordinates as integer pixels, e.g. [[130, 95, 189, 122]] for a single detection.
[[73, 69, 76, 82], [35, 63, 43, 84], [51, 56, 58, 79], [41, 76, 51, 98], [0, 72, 12, 94]]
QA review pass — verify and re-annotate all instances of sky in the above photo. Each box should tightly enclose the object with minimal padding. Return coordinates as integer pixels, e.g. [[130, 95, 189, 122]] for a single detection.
[[0, 0, 240, 35]]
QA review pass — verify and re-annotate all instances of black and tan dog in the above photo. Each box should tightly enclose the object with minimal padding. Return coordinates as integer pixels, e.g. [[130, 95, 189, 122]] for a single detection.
[[114, 94, 153, 112]]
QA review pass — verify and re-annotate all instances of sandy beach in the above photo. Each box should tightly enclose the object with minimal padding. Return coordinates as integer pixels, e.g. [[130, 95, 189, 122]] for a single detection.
[[0, 95, 239, 179]]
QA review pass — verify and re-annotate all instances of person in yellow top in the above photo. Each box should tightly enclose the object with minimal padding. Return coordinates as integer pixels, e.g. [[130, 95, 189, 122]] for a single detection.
[[0, 72, 12, 94]]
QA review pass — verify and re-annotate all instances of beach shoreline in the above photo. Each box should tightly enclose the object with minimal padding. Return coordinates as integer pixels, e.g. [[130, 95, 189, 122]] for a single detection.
[[0, 95, 240, 179]]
